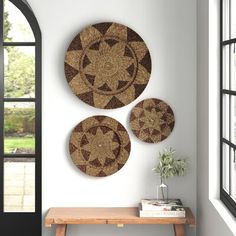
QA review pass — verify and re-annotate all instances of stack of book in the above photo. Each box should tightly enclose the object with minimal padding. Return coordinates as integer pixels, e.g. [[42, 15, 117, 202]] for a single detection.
[[139, 199, 186, 218]]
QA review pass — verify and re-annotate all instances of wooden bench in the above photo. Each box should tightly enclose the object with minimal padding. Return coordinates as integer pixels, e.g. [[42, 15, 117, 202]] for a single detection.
[[45, 207, 196, 236]]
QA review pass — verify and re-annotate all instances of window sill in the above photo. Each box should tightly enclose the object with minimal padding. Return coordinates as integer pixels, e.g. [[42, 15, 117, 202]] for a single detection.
[[210, 198, 236, 235]]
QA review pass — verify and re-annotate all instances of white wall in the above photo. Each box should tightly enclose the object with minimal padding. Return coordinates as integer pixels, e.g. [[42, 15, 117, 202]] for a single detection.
[[197, 0, 235, 235], [27, 0, 196, 235]]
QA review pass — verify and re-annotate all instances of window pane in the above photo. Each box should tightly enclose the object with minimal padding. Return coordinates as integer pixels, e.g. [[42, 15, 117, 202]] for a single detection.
[[231, 95, 236, 144], [231, 0, 236, 39], [230, 149, 236, 201], [223, 45, 230, 90], [4, 46, 35, 98], [223, 94, 230, 140], [4, 0, 34, 42], [232, 45, 236, 91], [223, 143, 230, 192], [4, 158, 35, 212], [4, 102, 35, 154], [223, 0, 230, 40]]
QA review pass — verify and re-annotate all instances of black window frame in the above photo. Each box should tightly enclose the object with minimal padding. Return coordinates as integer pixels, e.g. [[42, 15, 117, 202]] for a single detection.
[[0, 0, 41, 235], [220, 0, 236, 217]]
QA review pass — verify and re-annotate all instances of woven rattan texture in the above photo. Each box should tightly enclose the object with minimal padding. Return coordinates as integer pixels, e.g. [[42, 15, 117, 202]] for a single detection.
[[130, 98, 175, 143], [65, 22, 151, 109], [69, 116, 131, 177]]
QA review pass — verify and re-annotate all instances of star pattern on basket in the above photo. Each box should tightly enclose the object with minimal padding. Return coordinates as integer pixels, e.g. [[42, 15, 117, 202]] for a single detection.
[[130, 99, 175, 143], [69, 116, 131, 177], [81, 127, 120, 167], [81, 39, 135, 95], [65, 22, 151, 109]]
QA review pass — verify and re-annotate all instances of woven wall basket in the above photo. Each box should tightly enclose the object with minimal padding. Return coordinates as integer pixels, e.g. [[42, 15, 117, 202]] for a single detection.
[[130, 98, 175, 143], [65, 22, 151, 109], [69, 116, 131, 177]]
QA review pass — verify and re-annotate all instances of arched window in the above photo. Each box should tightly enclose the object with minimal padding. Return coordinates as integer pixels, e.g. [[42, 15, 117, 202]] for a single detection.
[[0, 0, 41, 235]]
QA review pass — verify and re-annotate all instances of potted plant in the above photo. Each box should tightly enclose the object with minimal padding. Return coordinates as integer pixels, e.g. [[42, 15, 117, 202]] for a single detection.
[[152, 147, 188, 201]]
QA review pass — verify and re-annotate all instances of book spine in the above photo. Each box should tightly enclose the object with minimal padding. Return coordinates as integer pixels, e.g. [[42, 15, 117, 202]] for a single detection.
[[139, 211, 185, 218], [142, 206, 172, 211], [141, 204, 183, 211]]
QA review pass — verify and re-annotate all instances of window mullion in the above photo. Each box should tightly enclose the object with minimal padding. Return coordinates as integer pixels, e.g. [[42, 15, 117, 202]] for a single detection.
[[3, 98, 35, 102], [229, 99, 232, 194], [222, 38, 236, 45], [229, 41, 232, 195], [3, 42, 35, 46], [34, 32, 41, 215], [222, 89, 236, 95], [4, 154, 35, 158], [220, 0, 223, 192], [229, 0, 231, 38], [223, 137, 236, 149]]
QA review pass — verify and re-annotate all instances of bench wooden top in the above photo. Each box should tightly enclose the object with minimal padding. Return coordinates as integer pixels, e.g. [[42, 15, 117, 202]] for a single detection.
[[45, 207, 196, 227]]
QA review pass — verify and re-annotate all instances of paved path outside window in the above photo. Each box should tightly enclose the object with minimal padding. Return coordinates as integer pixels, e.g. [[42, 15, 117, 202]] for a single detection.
[[4, 161, 35, 212]]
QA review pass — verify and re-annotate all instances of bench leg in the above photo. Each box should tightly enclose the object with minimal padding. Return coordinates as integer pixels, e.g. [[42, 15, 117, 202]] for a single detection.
[[173, 224, 185, 236], [55, 224, 67, 236]]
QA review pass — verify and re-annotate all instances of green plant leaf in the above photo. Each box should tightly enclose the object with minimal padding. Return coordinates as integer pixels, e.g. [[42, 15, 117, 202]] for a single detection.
[[153, 147, 188, 179]]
